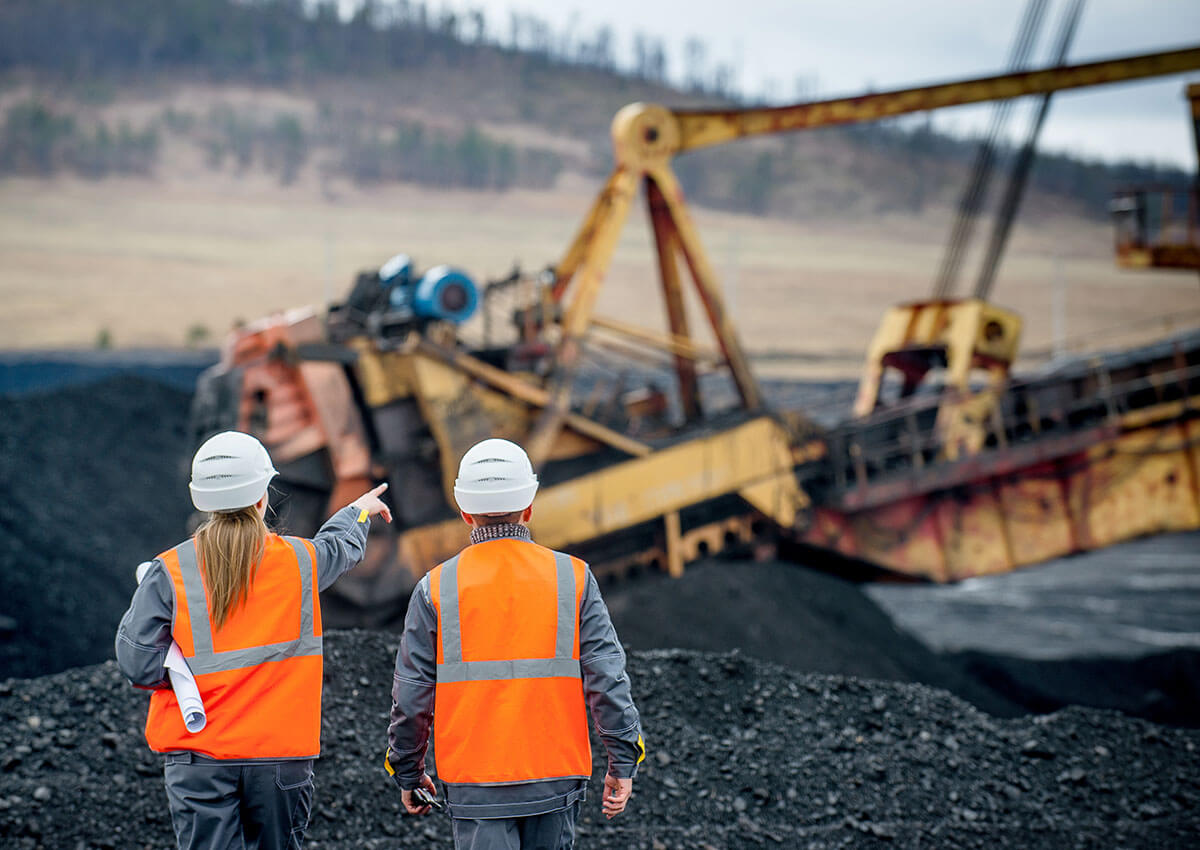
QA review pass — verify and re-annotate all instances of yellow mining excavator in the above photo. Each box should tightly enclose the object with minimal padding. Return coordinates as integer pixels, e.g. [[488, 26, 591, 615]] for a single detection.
[[192, 45, 1200, 624]]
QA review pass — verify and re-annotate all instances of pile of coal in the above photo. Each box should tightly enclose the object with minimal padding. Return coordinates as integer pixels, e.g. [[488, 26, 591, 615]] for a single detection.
[[603, 560, 1200, 727], [1, 631, 1196, 849], [0, 377, 195, 679], [603, 560, 1024, 718]]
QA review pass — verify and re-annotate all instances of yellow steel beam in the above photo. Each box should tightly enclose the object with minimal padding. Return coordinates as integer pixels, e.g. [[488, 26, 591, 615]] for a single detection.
[[590, 315, 718, 363], [528, 165, 642, 466], [646, 177, 703, 421], [647, 164, 764, 410], [531, 415, 801, 545], [387, 417, 806, 581], [673, 46, 1200, 153], [664, 510, 684, 577], [551, 167, 636, 300]]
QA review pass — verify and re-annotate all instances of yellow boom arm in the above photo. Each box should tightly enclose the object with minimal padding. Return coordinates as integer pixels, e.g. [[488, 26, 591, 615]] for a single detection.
[[672, 46, 1200, 152]]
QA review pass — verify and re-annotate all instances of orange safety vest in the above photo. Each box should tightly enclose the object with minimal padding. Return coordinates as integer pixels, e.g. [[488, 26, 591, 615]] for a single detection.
[[429, 538, 591, 784], [144, 534, 324, 760]]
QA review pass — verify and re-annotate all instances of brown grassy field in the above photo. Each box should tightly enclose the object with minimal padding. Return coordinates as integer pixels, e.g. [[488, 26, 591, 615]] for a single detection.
[[0, 173, 1195, 379]]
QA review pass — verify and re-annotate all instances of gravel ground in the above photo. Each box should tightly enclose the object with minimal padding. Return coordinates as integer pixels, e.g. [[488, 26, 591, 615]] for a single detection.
[[1, 631, 1197, 850]]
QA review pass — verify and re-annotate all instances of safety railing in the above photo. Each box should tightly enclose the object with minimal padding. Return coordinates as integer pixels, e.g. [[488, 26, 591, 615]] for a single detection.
[[816, 345, 1200, 501]]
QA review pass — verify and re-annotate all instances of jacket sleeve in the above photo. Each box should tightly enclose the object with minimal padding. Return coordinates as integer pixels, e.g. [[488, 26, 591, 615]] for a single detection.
[[386, 574, 438, 790], [310, 505, 371, 592], [578, 566, 645, 779], [114, 560, 173, 690]]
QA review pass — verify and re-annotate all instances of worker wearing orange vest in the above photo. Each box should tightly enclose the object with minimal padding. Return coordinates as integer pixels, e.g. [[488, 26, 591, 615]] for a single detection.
[[115, 431, 392, 850], [386, 438, 645, 849]]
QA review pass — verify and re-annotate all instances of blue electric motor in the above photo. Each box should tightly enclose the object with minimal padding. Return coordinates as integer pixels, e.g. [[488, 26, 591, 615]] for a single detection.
[[382, 255, 478, 325], [413, 265, 478, 324]]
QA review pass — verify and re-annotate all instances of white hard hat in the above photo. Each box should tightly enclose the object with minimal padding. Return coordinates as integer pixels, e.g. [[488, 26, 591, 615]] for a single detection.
[[189, 431, 278, 512], [453, 438, 539, 515]]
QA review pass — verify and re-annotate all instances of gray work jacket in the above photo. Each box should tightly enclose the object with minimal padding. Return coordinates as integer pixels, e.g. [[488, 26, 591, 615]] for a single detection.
[[387, 531, 644, 820], [115, 505, 369, 702]]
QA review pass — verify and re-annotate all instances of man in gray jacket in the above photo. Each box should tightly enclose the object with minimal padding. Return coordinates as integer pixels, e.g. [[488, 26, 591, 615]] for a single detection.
[[386, 438, 644, 849]]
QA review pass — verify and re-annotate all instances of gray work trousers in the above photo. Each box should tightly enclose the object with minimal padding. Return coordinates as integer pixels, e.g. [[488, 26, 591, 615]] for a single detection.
[[163, 753, 314, 850], [450, 801, 580, 850]]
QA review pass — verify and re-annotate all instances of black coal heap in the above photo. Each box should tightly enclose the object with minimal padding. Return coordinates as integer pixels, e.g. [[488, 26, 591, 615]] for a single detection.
[[1, 633, 1197, 849]]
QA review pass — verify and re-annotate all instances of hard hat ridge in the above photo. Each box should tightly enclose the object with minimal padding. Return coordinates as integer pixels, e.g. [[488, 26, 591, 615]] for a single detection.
[[453, 438, 539, 515], [189, 431, 278, 512]]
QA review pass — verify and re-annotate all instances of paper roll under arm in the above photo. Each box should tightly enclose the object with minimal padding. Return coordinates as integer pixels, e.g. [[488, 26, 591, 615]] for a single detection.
[[136, 561, 207, 734], [164, 644, 207, 733]]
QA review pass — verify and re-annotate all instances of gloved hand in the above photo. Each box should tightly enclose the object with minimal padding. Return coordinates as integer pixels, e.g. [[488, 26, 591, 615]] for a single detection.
[[401, 773, 438, 816]]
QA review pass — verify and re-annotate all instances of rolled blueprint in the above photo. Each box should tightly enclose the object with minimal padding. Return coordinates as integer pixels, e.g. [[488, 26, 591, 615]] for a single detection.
[[136, 562, 207, 733]]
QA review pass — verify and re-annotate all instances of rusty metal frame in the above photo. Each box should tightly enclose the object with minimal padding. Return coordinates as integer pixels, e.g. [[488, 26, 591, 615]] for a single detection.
[[647, 177, 701, 422]]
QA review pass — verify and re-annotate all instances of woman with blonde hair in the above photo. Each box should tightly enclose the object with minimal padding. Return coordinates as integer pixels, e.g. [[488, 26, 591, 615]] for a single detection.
[[116, 430, 392, 850]]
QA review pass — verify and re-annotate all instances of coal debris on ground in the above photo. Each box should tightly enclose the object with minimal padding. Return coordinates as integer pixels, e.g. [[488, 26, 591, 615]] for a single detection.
[[0, 631, 1197, 849]]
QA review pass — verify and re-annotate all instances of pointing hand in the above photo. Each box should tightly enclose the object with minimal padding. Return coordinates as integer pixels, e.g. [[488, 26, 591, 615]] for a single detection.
[[350, 483, 393, 524]]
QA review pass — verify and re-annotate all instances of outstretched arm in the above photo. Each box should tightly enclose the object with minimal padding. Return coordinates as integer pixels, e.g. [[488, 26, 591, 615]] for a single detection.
[[310, 483, 392, 591]]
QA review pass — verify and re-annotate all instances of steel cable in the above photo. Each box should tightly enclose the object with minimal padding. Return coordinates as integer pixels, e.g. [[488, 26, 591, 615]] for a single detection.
[[974, 0, 1087, 301], [932, 0, 1049, 299]]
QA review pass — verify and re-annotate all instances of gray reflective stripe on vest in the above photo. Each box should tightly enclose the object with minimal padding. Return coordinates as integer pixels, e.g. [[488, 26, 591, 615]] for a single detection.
[[439, 554, 463, 664], [284, 537, 316, 641], [174, 538, 322, 676], [439, 658, 581, 682], [437, 550, 581, 684], [554, 549, 575, 659]]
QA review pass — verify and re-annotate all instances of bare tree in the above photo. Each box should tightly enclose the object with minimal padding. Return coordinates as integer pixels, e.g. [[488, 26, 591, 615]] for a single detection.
[[468, 9, 486, 44], [684, 37, 707, 92]]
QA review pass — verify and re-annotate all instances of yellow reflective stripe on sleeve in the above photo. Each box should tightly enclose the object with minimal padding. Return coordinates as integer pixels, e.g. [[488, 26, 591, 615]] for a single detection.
[[636, 733, 646, 764], [384, 749, 396, 776], [357, 509, 369, 523]]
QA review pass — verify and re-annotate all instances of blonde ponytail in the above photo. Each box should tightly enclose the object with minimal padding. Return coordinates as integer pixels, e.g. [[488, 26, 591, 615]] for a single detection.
[[194, 506, 268, 631]]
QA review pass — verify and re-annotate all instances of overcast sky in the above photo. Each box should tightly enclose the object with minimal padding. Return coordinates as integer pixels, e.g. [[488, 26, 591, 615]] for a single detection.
[[423, 0, 1200, 168]]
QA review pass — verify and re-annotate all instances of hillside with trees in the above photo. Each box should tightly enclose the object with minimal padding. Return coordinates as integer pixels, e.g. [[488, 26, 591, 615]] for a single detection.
[[0, 0, 1190, 220]]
